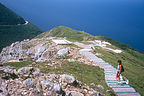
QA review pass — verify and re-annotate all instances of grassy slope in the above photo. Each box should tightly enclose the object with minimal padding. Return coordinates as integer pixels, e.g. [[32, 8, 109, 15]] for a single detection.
[[0, 3, 43, 51], [37, 26, 144, 95], [4, 60, 116, 96]]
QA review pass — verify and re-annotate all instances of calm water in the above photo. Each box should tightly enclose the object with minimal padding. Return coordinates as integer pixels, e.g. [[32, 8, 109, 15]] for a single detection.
[[0, 0, 144, 52]]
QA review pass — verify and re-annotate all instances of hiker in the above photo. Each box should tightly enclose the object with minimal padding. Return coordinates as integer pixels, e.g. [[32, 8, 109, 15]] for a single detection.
[[116, 60, 123, 84]]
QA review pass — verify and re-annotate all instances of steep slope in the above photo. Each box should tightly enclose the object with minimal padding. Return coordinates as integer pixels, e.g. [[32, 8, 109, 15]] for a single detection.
[[0, 3, 42, 51], [37, 26, 144, 95], [0, 3, 25, 25]]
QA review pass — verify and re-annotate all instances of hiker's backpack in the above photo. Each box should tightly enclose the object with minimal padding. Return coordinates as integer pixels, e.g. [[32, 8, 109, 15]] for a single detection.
[[121, 65, 124, 72]]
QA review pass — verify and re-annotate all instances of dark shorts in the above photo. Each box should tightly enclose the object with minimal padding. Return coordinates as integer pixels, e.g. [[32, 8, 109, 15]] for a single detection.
[[116, 71, 120, 77]]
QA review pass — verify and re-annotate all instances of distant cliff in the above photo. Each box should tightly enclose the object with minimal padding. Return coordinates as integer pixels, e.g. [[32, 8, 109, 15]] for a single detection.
[[0, 3, 43, 52]]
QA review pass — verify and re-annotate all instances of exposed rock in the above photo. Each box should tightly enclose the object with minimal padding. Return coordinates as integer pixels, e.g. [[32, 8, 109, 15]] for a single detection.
[[17, 67, 41, 78], [0, 66, 101, 96], [0, 41, 29, 64], [69, 91, 84, 96], [34, 46, 46, 60], [106, 90, 111, 93], [23, 79, 34, 89], [90, 83, 96, 87], [0, 37, 105, 96], [40, 80, 63, 95], [60, 74, 76, 85], [57, 48, 69, 56], [89, 91, 100, 96], [0, 66, 18, 80], [97, 84, 104, 90], [0, 80, 8, 96], [29, 89, 42, 96], [36, 57, 47, 62]]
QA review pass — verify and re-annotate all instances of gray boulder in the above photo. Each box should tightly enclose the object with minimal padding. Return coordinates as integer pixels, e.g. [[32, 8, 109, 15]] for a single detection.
[[0, 67, 18, 80], [36, 57, 47, 62], [89, 91, 100, 96], [30, 89, 42, 96], [97, 84, 104, 90], [40, 81, 63, 95], [0, 81, 8, 96], [60, 74, 76, 84], [53, 83, 62, 94], [17, 67, 41, 78], [41, 81, 54, 90], [23, 79, 34, 89], [34, 47, 46, 59], [69, 91, 84, 96], [57, 48, 69, 56], [3, 67, 14, 74]]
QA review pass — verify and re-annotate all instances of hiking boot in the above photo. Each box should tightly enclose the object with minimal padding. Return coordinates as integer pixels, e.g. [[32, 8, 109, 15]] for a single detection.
[[126, 80, 129, 84]]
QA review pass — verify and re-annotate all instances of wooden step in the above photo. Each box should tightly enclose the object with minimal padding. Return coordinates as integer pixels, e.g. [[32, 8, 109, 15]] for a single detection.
[[113, 87, 136, 93], [116, 92, 141, 96]]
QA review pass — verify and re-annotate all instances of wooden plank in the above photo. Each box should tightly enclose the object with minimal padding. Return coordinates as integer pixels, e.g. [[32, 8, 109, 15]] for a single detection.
[[113, 87, 136, 92], [116, 92, 141, 96], [108, 83, 130, 87]]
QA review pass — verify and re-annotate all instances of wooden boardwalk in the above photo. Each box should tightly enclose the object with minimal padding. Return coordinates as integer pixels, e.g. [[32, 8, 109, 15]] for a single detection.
[[79, 50, 141, 96]]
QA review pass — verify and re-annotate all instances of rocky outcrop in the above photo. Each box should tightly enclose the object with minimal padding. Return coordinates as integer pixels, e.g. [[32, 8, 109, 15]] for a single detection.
[[57, 48, 69, 56], [60, 74, 77, 85], [0, 40, 29, 64], [0, 66, 100, 96], [17, 67, 42, 78], [0, 38, 61, 64]]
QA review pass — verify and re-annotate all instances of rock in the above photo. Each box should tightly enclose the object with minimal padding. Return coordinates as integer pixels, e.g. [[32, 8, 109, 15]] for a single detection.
[[23, 79, 34, 89], [60, 74, 76, 85], [57, 48, 69, 56], [89, 91, 100, 96], [97, 84, 104, 90], [36, 57, 47, 62], [32, 62, 36, 65], [29, 89, 42, 96], [106, 90, 111, 93], [53, 83, 63, 94], [69, 91, 84, 96], [34, 47, 46, 59], [90, 83, 96, 87], [49, 74, 59, 80], [41, 81, 54, 91], [0, 67, 18, 80], [0, 81, 8, 96], [66, 90, 71, 96], [17, 67, 41, 78], [40, 80, 63, 95], [3, 67, 14, 74], [0, 41, 28, 64]]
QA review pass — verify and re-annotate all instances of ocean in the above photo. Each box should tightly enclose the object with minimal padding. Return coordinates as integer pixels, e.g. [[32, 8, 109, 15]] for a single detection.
[[0, 0, 144, 52]]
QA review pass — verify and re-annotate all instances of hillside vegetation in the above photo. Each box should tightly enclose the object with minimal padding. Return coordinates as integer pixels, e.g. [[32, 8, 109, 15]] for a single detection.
[[0, 3, 42, 51], [37, 26, 144, 95], [0, 3, 25, 25]]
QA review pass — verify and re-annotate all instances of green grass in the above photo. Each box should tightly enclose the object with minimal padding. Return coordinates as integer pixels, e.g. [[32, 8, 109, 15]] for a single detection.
[[94, 47, 144, 95], [36, 26, 96, 41], [31, 61, 116, 96], [3, 58, 32, 70]]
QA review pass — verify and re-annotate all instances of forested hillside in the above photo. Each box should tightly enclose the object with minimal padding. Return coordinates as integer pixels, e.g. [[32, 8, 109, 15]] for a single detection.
[[0, 3, 42, 51]]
